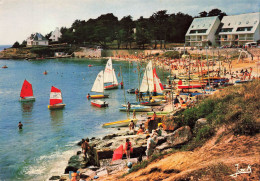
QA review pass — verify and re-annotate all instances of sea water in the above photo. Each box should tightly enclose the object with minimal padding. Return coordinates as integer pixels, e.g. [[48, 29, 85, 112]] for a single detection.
[[0, 57, 168, 180]]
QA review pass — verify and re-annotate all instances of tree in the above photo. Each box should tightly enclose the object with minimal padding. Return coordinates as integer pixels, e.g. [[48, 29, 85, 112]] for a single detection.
[[119, 15, 135, 49], [12, 41, 20, 48], [199, 11, 208, 17], [45, 32, 52, 40], [208, 8, 227, 20], [149, 10, 169, 49], [135, 16, 151, 49]]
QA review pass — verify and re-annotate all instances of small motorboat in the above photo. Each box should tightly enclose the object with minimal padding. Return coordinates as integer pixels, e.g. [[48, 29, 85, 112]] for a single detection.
[[2, 65, 8, 68], [102, 118, 138, 128], [91, 100, 108, 108], [127, 88, 136, 94], [88, 64, 93, 67], [43, 71, 48, 75]]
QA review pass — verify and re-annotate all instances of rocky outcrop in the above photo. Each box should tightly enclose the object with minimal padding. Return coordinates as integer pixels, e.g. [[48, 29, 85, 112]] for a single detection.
[[194, 118, 207, 134], [0, 48, 37, 59], [166, 126, 192, 146], [161, 115, 178, 131]]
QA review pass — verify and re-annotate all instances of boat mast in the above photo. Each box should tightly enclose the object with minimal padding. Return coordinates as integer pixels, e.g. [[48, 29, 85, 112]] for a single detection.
[[120, 66, 128, 118], [137, 63, 141, 102], [206, 47, 210, 93]]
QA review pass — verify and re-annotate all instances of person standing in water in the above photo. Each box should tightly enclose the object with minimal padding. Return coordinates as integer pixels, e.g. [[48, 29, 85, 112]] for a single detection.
[[18, 122, 23, 129]]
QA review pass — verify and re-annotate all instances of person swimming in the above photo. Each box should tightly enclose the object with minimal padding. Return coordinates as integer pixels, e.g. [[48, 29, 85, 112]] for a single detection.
[[18, 122, 23, 129]]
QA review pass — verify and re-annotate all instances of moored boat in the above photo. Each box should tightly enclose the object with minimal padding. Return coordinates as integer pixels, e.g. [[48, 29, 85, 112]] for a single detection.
[[19, 80, 36, 102], [119, 105, 151, 112], [91, 100, 108, 108], [2, 65, 8, 68], [48, 86, 66, 109], [102, 118, 138, 128]]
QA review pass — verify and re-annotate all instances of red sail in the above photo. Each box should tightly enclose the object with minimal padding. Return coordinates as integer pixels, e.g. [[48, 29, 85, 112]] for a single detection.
[[153, 68, 164, 93], [112, 145, 123, 161], [50, 86, 62, 105], [20, 80, 33, 98]]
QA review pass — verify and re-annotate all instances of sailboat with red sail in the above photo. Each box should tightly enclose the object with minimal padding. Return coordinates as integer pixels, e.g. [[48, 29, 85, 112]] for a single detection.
[[48, 86, 66, 109], [19, 79, 35, 102]]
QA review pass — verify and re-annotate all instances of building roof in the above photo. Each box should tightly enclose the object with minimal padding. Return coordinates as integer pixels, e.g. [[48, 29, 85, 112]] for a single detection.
[[27, 33, 47, 41], [219, 12, 260, 35], [186, 16, 220, 36]]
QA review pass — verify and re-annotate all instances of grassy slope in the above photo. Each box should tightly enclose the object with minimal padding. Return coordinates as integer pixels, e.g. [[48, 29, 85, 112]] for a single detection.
[[98, 81, 260, 181]]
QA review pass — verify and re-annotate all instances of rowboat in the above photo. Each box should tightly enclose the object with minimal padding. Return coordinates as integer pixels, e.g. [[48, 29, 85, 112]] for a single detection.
[[119, 105, 151, 112], [91, 100, 108, 108], [48, 86, 66, 109], [19, 80, 36, 102], [102, 118, 138, 128]]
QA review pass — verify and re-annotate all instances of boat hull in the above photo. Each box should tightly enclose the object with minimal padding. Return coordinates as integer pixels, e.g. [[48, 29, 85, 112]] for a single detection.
[[102, 119, 138, 128], [19, 97, 36, 102], [140, 100, 162, 106], [119, 106, 151, 112], [48, 104, 66, 110], [88, 95, 109, 99], [104, 84, 118, 90], [91, 100, 108, 108]]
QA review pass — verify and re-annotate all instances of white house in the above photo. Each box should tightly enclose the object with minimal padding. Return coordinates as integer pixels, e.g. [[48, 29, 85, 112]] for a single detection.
[[50, 27, 62, 42], [26, 33, 49, 47], [185, 16, 221, 47], [218, 12, 260, 46]]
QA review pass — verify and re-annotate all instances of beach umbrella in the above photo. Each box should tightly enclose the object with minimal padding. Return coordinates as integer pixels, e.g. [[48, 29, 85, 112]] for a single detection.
[[112, 144, 123, 161]]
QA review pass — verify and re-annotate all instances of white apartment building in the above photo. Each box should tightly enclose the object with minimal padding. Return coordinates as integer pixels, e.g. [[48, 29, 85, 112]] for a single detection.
[[185, 16, 221, 47], [218, 12, 260, 46]]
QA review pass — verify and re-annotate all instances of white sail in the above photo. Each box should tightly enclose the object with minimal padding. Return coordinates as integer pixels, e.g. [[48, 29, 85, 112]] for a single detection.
[[91, 71, 104, 93], [112, 69, 118, 84], [104, 58, 115, 83], [140, 61, 154, 92]]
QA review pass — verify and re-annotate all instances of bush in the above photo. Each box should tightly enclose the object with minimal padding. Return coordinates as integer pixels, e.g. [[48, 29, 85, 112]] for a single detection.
[[233, 116, 259, 136], [163, 51, 180, 59], [195, 125, 215, 142]]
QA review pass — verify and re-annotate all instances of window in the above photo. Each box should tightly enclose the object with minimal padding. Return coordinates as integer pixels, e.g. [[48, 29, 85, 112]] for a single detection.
[[228, 23, 230, 26], [189, 29, 207, 34], [220, 28, 233, 32], [191, 25, 194, 28], [209, 24, 211, 27], [238, 22, 241, 25], [246, 21, 249, 24], [254, 20, 257, 24], [236, 26, 253, 32]]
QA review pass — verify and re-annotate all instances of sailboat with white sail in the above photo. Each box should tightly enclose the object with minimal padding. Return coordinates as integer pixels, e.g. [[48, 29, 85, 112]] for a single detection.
[[48, 86, 66, 109], [139, 61, 165, 105], [90, 70, 108, 108], [104, 58, 119, 90]]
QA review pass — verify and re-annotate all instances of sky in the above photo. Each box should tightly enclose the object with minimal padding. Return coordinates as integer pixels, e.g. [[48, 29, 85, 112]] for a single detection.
[[0, 0, 259, 45]]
